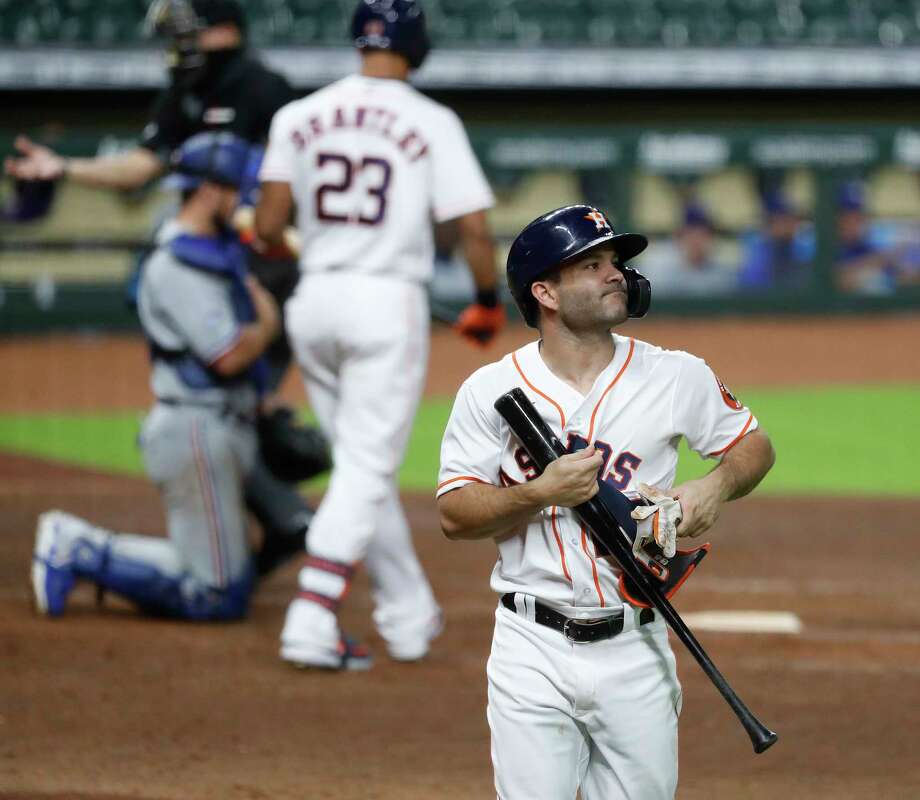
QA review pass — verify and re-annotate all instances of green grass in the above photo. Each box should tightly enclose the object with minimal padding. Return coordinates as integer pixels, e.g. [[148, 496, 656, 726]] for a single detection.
[[0, 384, 918, 497], [674, 384, 920, 496]]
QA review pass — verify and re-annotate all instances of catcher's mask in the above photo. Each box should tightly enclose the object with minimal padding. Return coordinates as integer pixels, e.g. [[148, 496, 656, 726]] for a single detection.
[[506, 204, 651, 327], [145, 0, 246, 83], [146, 0, 205, 77]]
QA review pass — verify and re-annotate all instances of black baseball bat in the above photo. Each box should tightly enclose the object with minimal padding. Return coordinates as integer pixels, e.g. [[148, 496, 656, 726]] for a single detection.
[[494, 387, 778, 754]]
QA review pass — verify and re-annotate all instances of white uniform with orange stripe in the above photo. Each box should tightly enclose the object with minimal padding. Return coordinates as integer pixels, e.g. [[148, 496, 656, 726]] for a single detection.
[[262, 74, 494, 663], [438, 333, 758, 799]]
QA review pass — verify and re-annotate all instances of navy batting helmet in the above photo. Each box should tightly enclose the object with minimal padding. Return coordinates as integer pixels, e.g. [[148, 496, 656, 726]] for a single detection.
[[506, 205, 651, 327], [351, 0, 430, 70], [170, 131, 251, 191]]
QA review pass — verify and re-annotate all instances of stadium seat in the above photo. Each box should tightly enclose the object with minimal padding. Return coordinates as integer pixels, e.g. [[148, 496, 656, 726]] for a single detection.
[[3, 0, 920, 48], [489, 171, 584, 236]]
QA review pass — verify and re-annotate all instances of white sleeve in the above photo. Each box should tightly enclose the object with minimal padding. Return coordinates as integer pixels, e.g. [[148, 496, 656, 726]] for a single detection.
[[672, 355, 758, 459], [437, 377, 502, 497], [428, 109, 495, 223], [259, 106, 296, 184]]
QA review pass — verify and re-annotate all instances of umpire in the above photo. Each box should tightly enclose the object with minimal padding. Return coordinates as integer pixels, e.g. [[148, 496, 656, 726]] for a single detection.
[[5, 0, 292, 191], [4, 0, 328, 576]]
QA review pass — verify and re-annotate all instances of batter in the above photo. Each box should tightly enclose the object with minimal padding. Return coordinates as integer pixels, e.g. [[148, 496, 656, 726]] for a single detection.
[[437, 205, 776, 798], [255, 0, 504, 669]]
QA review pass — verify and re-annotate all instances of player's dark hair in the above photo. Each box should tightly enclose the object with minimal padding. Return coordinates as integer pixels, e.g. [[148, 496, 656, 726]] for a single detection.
[[530, 265, 562, 329]]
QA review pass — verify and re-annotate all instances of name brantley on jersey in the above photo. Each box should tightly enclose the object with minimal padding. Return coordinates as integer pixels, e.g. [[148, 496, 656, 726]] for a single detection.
[[287, 105, 429, 162]]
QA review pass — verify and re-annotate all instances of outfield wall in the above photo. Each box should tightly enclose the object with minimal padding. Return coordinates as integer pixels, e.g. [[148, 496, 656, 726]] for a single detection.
[[4, 121, 920, 332]]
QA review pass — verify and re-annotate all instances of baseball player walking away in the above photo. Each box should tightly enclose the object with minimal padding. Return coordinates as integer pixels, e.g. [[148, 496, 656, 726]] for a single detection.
[[437, 205, 776, 798], [5, 0, 327, 579], [255, 0, 504, 669], [31, 133, 280, 621]]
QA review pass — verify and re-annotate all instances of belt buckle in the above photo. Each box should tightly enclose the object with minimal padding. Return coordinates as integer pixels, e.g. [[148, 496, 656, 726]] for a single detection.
[[562, 618, 580, 643]]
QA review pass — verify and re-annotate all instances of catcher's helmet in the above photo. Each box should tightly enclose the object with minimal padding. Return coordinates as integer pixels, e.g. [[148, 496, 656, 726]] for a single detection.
[[506, 204, 651, 328], [171, 132, 251, 191], [351, 0, 430, 70]]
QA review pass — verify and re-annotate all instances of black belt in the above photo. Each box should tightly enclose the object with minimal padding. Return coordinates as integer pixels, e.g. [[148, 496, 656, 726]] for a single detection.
[[501, 593, 654, 644]]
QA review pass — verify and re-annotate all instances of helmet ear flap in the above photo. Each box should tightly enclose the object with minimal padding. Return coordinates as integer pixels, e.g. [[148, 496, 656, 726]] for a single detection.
[[621, 267, 651, 318]]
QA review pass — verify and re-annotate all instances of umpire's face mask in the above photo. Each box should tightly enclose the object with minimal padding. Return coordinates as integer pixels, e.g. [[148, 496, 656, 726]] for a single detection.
[[169, 40, 244, 90], [149, 0, 244, 89], [148, 0, 205, 85], [166, 38, 206, 86]]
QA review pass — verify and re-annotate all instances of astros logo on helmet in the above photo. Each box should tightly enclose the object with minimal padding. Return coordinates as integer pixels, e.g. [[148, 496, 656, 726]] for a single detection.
[[585, 209, 610, 232]]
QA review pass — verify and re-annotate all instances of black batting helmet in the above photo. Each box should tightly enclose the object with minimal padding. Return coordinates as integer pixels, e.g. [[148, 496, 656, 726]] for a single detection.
[[506, 204, 651, 328]]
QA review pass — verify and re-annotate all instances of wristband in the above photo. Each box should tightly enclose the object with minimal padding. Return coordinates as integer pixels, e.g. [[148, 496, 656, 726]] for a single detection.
[[475, 288, 499, 308]]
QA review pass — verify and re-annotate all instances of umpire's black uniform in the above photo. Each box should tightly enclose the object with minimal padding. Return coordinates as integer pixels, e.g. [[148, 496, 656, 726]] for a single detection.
[[139, 48, 294, 159], [141, 0, 293, 158]]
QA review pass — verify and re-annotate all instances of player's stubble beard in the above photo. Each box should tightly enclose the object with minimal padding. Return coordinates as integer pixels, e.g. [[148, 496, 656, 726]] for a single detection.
[[213, 187, 241, 237], [557, 284, 629, 337]]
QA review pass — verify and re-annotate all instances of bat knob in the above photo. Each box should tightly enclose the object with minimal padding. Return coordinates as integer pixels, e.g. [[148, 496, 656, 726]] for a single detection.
[[752, 728, 779, 754]]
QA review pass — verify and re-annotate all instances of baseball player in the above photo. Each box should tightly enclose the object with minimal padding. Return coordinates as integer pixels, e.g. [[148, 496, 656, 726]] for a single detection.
[[5, 0, 325, 578], [31, 133, 279, 621], [255, 0, 504, 669], [437, 205, 775, 798]]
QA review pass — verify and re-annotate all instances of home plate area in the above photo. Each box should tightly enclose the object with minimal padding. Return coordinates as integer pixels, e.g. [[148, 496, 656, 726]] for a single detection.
[[682, 610, 804, 634]]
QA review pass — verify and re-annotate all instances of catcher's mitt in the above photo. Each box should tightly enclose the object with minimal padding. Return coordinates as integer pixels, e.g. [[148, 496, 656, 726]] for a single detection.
[[258, 407, 332, 483]]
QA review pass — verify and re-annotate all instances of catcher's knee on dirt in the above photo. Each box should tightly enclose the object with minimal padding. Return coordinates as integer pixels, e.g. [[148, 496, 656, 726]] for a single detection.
[[72, 534, 252, 621]]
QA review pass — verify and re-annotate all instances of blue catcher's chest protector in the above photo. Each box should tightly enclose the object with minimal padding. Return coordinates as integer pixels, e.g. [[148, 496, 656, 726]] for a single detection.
[[148, 232, 269, 395]]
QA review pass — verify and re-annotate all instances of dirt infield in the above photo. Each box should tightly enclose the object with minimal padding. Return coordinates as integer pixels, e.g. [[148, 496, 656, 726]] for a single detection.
[[3, 459, 919, 799], [2, 316, 920, 798], [2, 313, 919, 413]]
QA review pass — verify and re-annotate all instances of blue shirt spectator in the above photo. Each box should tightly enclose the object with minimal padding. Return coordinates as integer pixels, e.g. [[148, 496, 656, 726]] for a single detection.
[[834, 181, 897, 295], [639, 203, 737, 297], [738, 191, 815, 290]]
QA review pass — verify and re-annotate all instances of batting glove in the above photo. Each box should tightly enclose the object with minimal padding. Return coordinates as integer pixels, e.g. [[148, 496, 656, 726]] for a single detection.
[[630, 483, 683, 559], [233, 205, 301, 260], [456, 289, 506, 347]]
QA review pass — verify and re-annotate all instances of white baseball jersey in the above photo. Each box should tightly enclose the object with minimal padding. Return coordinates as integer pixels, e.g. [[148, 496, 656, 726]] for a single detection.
[[259, 74, 494, 282], [438, 333, 758, 611]]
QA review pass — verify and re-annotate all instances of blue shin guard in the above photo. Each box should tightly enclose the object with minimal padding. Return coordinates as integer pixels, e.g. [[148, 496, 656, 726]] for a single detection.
[[71, 537, 252, 621]]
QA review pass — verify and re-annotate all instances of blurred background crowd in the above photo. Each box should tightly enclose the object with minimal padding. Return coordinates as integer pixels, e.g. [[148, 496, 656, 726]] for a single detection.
[[3, 0, 920, 330]]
